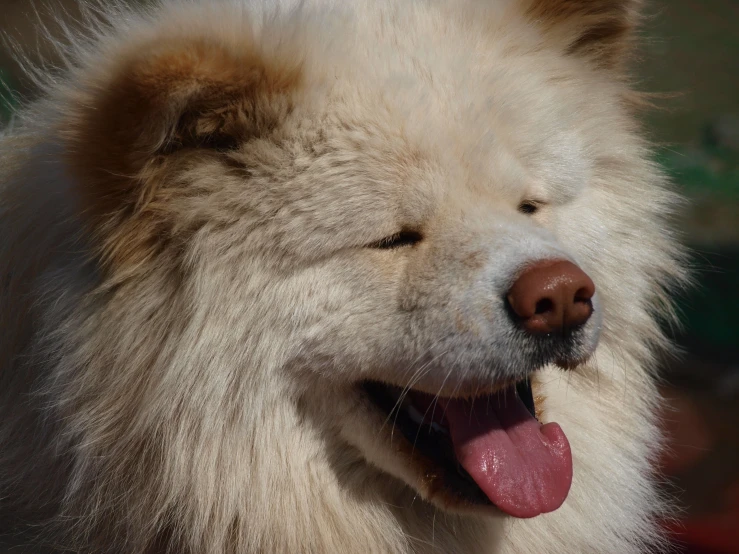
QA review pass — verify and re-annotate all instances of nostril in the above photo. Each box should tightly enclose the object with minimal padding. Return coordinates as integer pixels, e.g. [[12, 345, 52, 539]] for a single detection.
[[574, 279, 595, 301], [534, 298, 554, 315], [574, 288, 592, 304]]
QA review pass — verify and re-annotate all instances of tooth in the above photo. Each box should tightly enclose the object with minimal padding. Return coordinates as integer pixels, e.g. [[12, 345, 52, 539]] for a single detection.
[[406, 405, 425, 425]]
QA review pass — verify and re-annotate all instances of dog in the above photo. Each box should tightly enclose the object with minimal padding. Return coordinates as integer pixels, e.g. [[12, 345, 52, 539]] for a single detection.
[[0, 0, 686, 552]]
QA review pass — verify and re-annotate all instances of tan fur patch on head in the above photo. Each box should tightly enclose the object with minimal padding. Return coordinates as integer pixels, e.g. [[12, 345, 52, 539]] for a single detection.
[[64, 35, 302, 271], [525, 0, 642, 69]]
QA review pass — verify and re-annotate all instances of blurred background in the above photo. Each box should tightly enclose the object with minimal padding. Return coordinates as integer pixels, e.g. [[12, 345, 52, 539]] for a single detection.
[[1, 1, 737, 553]]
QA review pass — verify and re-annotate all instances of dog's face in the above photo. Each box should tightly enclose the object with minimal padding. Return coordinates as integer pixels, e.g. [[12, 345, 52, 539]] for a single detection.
[[62, 0, 662, 523]]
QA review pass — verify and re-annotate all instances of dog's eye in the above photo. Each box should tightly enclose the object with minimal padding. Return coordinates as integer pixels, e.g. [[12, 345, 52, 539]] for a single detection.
[[198, 132, 241, 152], [367, 230, 423, 250], [518, 201, 540, 215]]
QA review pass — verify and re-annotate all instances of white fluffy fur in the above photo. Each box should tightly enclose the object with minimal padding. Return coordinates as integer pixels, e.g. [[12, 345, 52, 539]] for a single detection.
[[0, 1, 686, 552]]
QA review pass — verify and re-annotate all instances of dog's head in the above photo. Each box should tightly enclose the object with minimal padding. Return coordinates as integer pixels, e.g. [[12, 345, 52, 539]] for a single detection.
[[54, 0, 681, 526]]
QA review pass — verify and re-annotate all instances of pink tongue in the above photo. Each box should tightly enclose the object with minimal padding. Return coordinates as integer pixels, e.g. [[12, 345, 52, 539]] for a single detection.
[[441, 388, 572, 518]]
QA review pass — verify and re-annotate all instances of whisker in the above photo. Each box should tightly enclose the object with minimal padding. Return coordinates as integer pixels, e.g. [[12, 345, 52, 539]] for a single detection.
[[410, 362, 456, 454], [376, 341, 451, 443]]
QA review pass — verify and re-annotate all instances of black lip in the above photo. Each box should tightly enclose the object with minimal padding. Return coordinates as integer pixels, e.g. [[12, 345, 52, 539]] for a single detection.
[[361, 378, 537, 507], [516, 378, 537, 418]]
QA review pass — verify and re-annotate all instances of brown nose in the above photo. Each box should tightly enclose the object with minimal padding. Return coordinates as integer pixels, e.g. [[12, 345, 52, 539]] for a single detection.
[[506, 259, 595, 335]]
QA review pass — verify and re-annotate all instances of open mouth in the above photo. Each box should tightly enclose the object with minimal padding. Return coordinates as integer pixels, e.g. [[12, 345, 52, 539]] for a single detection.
[[361, 378, 572, 518]]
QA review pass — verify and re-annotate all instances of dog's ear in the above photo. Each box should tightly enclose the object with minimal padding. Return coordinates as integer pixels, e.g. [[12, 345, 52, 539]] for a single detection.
[[65, 37, 300, 270], [525, 0, 643, 70]]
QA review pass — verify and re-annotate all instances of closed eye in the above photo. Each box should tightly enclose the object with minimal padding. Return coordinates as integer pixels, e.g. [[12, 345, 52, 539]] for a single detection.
[[367, 230, 423, 249], [518, 201, 542, 215]]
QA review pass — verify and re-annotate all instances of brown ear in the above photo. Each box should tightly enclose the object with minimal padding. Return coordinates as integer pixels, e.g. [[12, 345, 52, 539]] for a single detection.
[[65, 36, 301, 271], [525, 0, 643, 69]]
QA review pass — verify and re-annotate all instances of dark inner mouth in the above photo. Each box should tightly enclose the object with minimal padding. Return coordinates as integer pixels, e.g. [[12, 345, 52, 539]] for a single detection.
[[360, 379, 537, 506]]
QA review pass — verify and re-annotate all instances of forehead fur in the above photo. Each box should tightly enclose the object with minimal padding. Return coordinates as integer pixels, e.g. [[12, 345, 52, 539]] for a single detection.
[[54, 0, 640, 274]]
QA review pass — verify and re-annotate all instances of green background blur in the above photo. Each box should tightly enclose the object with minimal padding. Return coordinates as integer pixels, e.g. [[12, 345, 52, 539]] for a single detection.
[[1, 1, 737, 552]]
